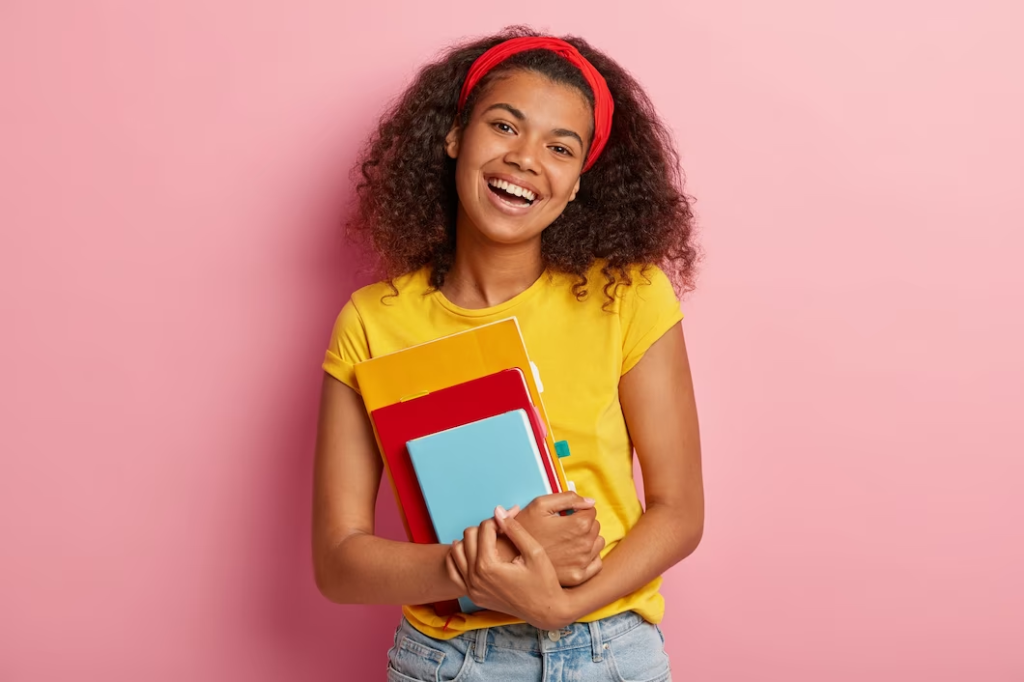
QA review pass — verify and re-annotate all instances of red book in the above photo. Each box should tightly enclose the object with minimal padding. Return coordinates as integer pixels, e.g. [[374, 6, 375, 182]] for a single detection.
[[370, 368, 561, 616]]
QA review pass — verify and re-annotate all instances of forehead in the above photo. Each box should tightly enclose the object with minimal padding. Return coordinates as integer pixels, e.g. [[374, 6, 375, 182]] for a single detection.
[[473, 70, 593, 130]]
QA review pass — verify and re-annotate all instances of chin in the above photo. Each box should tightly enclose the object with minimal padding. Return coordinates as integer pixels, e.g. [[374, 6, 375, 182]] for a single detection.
[[476, 220, 542, 246]]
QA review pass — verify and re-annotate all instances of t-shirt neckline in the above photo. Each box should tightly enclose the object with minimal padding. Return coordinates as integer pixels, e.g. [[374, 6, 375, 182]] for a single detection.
[[431, 268, 550, 318]]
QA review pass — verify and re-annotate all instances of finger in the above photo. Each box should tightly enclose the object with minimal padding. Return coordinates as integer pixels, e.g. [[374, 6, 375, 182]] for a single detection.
[[580, 554, 603, 582], [592, 533, 607, 558], [577, 512, 599, 538], [446, 550, 468, 591], [562, 507, 596, 536], [533, 492, 596, 515], [495, 506, 545, 564], [451, 540, 469, 578], [572, 507, 598, 527], [505, 504, 522, 520], [477, 517, 501, 566], [463, 526, 479, 567]]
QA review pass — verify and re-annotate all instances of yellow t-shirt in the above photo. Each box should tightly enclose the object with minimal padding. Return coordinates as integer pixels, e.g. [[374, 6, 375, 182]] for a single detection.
[[322, 260, 684, 639]]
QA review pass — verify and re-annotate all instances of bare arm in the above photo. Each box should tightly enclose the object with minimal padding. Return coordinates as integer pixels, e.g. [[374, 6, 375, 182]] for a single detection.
[[311, 374, 464, 605]]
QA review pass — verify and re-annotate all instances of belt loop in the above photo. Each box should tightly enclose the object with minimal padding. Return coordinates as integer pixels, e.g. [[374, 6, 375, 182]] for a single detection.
[[588, 620, 603, 662], [473, 626, 489, 663]]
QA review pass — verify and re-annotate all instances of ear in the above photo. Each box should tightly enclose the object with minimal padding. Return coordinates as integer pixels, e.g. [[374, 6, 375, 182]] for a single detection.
[[569, 176, 581, 202], [445, 120, 461, 159]]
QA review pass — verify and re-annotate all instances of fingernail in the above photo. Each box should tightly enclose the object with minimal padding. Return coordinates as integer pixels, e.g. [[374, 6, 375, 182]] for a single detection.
[[583, 497, 596, 505], [495, 506, 508, 520]]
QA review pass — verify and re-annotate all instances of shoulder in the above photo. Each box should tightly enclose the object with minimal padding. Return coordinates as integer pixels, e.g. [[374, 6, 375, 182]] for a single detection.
[[612, 261, 674, 293], [346, 267, 433, 317], [561, 260, 676, 309], [329, 267, 433, 347], [610, 262, 683, 373]]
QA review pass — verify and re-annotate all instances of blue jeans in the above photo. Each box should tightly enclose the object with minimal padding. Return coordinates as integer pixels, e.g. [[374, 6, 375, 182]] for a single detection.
[[386, 610, 672, 682]]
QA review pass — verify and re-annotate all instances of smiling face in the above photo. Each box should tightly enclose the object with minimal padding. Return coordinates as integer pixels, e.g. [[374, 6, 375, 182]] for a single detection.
[[445, 69, 593, 247]]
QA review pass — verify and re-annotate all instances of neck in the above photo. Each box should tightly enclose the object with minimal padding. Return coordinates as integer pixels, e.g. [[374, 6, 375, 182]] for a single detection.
[[441, 210, 545, 310]]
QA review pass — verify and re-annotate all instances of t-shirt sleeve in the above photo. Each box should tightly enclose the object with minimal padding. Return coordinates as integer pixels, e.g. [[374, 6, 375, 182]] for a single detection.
[[322, 299, 370, 394], [620, 265, 684, 376]]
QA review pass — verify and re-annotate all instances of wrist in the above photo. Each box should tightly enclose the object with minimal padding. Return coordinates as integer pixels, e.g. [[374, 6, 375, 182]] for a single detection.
[[560, 587, 584, 626], [537, 589, 580, 631]]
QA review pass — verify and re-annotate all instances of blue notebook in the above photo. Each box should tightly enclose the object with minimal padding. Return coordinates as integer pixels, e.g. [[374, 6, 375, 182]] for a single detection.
[[406, 408, 553, 613]]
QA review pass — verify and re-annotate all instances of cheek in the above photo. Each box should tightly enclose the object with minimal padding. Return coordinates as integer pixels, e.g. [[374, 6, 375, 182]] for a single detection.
[[454, 156, 482, 201], [454, 162, 474, 193], [453, 134, 492, 192], [458, 127, 499, 164], [547, 173, 579, 205]]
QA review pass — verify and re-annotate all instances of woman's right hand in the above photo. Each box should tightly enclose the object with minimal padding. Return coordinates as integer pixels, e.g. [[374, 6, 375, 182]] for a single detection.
[[495, 492, 605, 586]]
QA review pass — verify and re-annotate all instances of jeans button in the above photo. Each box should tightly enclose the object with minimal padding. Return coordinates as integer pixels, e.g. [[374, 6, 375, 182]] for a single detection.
[[547, 630, 561, 642]]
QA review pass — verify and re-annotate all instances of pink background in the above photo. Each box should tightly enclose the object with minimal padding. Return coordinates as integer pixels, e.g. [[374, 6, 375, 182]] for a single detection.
[[1, 1, 1021, 680]]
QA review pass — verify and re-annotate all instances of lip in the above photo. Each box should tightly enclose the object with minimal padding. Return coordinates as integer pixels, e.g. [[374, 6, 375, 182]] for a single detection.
[[482, 174, 538, 217], [483, 173, 544, 201]]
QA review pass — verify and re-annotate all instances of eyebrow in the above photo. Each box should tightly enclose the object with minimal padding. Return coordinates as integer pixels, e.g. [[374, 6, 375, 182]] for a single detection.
[[483, 103, 585, 150]]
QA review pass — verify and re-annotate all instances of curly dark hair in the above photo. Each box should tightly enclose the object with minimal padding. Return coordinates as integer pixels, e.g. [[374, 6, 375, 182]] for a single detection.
[[349, 25, 700, 303]]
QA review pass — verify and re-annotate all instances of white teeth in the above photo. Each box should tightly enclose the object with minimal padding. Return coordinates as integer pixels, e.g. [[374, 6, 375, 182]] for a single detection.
[[488, 178, 536, 202]]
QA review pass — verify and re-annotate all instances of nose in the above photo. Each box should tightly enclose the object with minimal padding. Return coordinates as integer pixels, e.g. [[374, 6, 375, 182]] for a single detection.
[[503, 135, 541, 175]]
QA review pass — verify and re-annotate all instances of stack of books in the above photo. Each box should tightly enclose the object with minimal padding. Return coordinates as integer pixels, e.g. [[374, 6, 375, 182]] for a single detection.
[[353, 317, 572, 615]]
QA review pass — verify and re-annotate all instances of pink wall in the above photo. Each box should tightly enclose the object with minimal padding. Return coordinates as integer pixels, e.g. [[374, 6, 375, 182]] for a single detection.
[[1, 1, 1021, 680]]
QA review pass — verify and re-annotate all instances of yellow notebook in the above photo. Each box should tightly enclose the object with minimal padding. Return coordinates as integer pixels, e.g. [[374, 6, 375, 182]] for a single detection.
[[353, 317, 570, 533]]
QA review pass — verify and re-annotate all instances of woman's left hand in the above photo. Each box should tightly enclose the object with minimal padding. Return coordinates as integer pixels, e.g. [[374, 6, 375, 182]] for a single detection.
[[447, 506, 574, 631]]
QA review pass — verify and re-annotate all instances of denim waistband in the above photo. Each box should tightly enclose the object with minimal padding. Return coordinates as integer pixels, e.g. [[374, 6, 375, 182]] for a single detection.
[[459, 610, 648, 657]]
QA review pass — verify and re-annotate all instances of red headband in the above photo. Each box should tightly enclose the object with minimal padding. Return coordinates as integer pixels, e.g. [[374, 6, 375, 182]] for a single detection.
[[457, 37, 614, 173]]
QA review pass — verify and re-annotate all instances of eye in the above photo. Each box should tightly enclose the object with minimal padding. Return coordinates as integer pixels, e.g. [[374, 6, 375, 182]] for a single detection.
[[551, 145, 573, 157], [493, 122, 515, 134]]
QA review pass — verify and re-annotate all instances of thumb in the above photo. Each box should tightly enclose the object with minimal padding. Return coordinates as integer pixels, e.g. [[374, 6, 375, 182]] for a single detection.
[[495, 506, 545, 564]]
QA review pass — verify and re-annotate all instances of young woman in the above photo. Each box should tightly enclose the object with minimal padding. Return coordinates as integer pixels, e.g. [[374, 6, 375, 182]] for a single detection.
[[313, 26, 704, 681]]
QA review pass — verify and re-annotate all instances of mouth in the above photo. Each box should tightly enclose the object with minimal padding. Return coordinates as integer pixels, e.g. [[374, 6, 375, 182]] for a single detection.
[[485, 176, 539, 209]]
